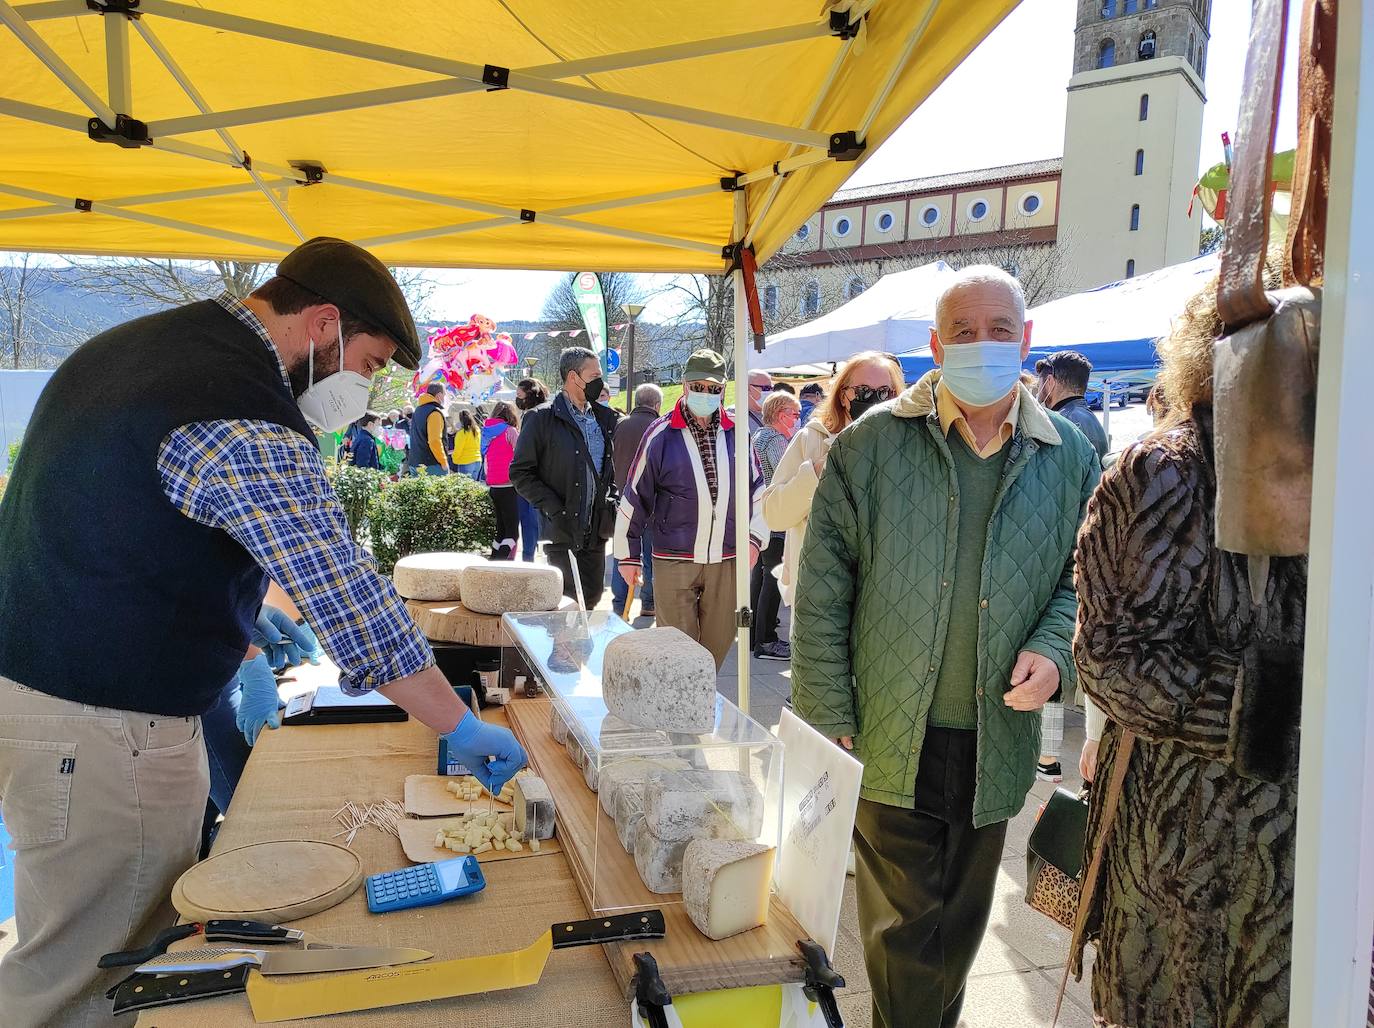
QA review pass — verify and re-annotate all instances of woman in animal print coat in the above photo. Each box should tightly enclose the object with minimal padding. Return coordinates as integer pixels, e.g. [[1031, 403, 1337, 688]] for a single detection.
[[1070, 266, 1307, 1027]]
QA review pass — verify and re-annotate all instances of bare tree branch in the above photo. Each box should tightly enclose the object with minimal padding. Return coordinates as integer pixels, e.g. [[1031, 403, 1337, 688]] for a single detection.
[[0, 257, 85, 368]]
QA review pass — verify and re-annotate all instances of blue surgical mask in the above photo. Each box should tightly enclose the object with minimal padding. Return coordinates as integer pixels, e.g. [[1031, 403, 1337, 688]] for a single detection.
[[685, 389, 723, 418], [938, 340, 1024, 408]]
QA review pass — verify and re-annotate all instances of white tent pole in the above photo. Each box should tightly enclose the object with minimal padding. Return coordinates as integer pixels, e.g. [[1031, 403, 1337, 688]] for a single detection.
[[11, 0, 84, 19], [135, 1, 831, 149], [353, 217, 519, 248], [738, 149, 832, 186], [149, 136, 309, 182], [1290, 4, 1374, 1024], [103, 4, 131, 113], [857, 0, 941, 142], [143, 22, 832, 137], [745, 34, 856, 248], [0, 97, 89, 132], [0, 0, 117, 125], [731, 188, 752, 717], [132, 19, 305, 241], [0, 182, 291, 252], [0, 180, 294, 222]]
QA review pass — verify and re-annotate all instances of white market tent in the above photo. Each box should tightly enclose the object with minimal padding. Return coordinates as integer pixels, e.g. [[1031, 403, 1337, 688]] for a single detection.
[[752, 258, 956, 372]]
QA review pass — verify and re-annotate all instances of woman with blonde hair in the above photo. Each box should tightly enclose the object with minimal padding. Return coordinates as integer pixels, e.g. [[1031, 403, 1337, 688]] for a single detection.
[[762, 350, 904, 608], [1072, 261, 1306, 1026]]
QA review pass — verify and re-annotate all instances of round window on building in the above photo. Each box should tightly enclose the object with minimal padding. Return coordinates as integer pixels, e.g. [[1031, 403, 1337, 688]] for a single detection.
[[795, 223, 811, 241], [967, 199, 989, 222], [833, 216, 852, 237], [920, 205, 941, 227], [876, 211, 895, 232], [1019, 193, 1042, 216]]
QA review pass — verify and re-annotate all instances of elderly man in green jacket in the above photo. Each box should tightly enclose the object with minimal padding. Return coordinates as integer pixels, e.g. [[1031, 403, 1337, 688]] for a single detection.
[[792, 265, 1100, 1028]]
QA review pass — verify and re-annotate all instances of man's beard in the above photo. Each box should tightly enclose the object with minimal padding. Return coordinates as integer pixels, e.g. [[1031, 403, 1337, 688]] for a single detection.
[[286, 342, 342, 398]]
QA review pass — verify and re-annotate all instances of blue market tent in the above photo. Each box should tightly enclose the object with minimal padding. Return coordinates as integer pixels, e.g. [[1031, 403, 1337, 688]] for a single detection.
[[895, 253, 1221, 381]]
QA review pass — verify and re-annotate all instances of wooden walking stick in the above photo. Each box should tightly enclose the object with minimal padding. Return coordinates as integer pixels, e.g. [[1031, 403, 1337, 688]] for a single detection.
[[622, 577, 637, 621]]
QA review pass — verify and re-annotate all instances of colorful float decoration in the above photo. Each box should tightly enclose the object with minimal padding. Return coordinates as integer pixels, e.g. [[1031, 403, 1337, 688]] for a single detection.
[[410, 313, 521, 400]]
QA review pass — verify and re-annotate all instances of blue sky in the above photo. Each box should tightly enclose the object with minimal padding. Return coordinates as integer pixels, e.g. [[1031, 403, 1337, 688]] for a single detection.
[[428, 0, 1300, 324]]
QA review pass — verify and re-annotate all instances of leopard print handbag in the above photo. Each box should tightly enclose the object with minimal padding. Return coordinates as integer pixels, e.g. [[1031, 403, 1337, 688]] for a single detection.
[[1026, 787, 1090, 930]]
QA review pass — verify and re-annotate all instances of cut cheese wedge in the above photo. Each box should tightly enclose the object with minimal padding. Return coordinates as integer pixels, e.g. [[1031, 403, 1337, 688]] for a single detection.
[[682, 839, 775, 941], [512, 775, 556, 841]]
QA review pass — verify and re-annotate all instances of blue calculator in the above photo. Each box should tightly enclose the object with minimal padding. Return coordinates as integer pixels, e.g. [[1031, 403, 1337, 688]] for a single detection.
[[365, 855, 486, 913]]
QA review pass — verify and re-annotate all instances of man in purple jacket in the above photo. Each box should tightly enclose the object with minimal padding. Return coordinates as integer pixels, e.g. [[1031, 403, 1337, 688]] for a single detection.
[[614, 349, 765, 669]]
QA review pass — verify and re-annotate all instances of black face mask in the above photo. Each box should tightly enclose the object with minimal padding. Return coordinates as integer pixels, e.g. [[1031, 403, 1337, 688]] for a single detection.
[[582, 376, 605, 405], [847, 396, 878, 421], [515, 394, 535, 411]]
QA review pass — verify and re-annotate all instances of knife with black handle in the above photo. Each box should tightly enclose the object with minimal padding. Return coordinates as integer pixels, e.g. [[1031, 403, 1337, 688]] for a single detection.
[[111, 966, 254, 1015], [98, 920, 304, 968]]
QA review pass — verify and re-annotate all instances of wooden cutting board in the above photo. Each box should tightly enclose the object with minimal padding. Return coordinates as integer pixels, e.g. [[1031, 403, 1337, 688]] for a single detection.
[[406, 597, 576, 647], [171, 840, 362, 922], [506, 698, 808, 998], [396, 816, 563, 865], [403, 775, 514, 817]]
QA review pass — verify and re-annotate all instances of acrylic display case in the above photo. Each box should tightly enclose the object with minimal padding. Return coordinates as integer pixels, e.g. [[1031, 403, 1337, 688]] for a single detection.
[[502, 610, 784, 914]]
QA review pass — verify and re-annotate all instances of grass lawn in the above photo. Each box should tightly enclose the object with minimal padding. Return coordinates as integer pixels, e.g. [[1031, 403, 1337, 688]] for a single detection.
[[615, 380, 737, 414]]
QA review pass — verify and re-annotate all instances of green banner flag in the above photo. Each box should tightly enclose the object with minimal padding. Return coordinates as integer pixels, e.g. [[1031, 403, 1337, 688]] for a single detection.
[[572, 271, 609, 370]]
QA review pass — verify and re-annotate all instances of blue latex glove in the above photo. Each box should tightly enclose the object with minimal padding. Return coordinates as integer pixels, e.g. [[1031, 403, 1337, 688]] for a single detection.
[[235, 653, 282, 746], [442, 710, 527, 794], [251, 606, 322, 670]]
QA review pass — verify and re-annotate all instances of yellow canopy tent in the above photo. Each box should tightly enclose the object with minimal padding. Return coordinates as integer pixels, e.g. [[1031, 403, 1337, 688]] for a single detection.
[[0, 0, 1019, 713]]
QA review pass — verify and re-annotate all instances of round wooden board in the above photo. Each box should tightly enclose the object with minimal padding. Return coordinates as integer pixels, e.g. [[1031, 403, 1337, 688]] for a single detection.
[[171, 840, 362, 923]]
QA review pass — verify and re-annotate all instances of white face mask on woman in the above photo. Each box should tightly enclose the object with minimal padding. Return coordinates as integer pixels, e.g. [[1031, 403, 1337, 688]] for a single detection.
[[296, 321, 372, 433]]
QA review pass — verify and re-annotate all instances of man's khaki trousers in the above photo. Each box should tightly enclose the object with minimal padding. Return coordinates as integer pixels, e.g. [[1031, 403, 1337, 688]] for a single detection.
[[0, 676, 208, 1027], [653, 558, 736, 670]]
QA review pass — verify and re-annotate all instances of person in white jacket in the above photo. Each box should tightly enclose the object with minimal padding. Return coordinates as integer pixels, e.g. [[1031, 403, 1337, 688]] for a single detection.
[[761, 351, 905, 608]]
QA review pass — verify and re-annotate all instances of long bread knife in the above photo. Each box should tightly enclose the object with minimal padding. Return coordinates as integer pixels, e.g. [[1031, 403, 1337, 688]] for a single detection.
[[246, 909, 666, 1022]]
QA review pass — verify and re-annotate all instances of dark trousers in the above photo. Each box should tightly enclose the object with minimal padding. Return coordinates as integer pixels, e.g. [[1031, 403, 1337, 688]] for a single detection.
[[546, 540, 607, 609], [749, 532, 785, 651], [489, 486, 519, 559], [854, 727, 1008, 1028], [516, 495, 542, 562]]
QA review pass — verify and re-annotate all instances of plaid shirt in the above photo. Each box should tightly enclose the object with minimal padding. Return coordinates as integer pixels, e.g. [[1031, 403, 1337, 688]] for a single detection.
[[155, 294, 433, 693], [681, 398, 721, 501]]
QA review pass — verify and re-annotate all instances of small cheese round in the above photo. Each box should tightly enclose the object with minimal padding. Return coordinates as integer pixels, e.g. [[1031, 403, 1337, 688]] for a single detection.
[[459, 561, 564, 615], [392, 552, 485, 601]]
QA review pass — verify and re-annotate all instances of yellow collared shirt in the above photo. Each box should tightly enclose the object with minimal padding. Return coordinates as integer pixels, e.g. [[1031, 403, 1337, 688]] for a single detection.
[[935, 379, 1020, 459]]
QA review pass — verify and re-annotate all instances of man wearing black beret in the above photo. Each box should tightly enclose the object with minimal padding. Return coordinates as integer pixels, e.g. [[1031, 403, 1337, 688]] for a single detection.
[[0, 237, 525, 1025]]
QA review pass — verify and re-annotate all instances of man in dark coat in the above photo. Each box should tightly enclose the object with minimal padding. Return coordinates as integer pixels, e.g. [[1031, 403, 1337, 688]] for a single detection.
[[510, 347, 619, 606]]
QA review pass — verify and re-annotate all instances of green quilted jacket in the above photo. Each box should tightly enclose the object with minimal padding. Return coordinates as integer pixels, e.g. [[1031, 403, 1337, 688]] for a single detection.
[[792, 372, 1100, 827]]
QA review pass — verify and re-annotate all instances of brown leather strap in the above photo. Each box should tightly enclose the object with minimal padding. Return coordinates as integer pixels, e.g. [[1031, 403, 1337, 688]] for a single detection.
[[1218, 0, 1290, 330], [1054, 727, 1136, 1026], [1285, 0, 1335, 288]]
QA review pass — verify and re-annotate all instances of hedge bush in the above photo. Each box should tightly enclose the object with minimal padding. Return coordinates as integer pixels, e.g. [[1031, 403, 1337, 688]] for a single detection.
[[365, 473, 493, 575], [330, 465, 388, 542]]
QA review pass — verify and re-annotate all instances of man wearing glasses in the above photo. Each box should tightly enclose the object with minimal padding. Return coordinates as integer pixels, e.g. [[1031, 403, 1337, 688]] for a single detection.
[[747, 369, 773, 432], [614, 350, 764, 669]]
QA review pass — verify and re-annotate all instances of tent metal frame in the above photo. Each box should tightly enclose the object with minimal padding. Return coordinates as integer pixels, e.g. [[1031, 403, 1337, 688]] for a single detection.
[[1, 0, 872, 265]]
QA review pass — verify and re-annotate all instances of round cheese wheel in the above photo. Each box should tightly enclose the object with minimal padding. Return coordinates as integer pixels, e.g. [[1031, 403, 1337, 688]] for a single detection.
[[459, 561, 563, 615], [392, 552, 485, 601]]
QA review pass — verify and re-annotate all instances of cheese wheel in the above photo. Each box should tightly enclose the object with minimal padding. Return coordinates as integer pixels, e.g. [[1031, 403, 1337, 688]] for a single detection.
[[682, 840, 775, 940], [458, 561, 563, 615], [391, 552, 484, 601], [602, 626, 717, 733], [597, 756, 691, 819]]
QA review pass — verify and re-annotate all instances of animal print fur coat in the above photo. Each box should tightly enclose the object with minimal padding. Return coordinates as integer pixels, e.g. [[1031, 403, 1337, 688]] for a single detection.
[[1071, 408, 1306, 1028]]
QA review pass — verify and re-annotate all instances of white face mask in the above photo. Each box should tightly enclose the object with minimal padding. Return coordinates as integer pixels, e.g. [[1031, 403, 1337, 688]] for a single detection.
[[296, 321, 372, 433]]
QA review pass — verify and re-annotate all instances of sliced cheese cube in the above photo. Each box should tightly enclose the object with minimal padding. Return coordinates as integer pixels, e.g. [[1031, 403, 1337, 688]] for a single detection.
[[512, 775, 556, 841], [682, 840, 775, 941], [643, 769, 764, 843], [602, 627, 717, 733]]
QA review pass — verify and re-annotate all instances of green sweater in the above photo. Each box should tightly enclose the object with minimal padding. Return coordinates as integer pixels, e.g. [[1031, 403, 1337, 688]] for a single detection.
[[929, 433, 1012, 729]]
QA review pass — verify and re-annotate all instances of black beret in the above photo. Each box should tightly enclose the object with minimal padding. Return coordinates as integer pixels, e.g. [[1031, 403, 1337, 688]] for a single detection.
[[276, 237, 421, 370]]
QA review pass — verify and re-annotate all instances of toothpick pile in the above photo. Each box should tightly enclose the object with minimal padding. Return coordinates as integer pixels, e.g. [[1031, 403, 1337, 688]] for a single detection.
[[331, 799, 406, 846]]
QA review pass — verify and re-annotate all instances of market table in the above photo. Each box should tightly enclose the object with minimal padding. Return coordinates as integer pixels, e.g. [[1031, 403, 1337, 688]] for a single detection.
[[138, 681, 626, 1027], [405, 596, 578, 694]]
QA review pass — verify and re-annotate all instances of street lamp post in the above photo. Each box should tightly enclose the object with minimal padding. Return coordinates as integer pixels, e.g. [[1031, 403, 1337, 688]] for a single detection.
[[622, 302, 645, 413]]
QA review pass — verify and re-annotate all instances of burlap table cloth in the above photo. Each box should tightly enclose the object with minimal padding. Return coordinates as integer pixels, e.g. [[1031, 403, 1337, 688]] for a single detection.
[[138, 700, 624, 1027]]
